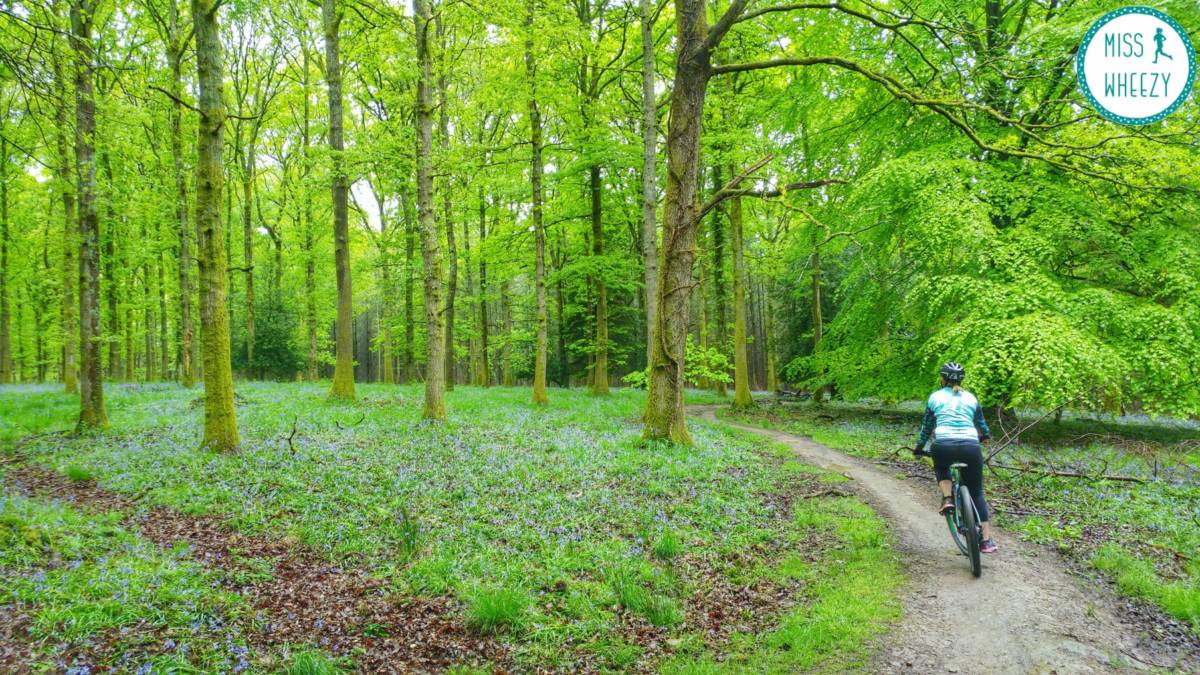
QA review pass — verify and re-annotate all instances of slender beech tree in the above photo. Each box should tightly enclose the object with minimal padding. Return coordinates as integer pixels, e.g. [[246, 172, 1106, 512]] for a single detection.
[[526, 0, 548, 405], [323, 0, 355, 399], [0, 133, 10, 385], [71, 0, 106, 429], [193, 0, 238, 450], [414, 0, 446, 419], [639, 0, 657, 372], [52, 42, 78, 394], [729, 188, 752, 409]]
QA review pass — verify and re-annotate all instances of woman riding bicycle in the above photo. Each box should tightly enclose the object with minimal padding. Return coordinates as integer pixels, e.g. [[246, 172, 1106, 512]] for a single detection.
[[913, 362, 998, 554]]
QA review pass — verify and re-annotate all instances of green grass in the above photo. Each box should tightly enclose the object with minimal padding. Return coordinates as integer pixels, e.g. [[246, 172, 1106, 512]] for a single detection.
[[664, 496, 903, 673], [724, 400, 1200, 633], [467, 585, 531, 634], [4, 382, 903, 669], [284, 648, 346, 675], [0, 491, 250, 670]]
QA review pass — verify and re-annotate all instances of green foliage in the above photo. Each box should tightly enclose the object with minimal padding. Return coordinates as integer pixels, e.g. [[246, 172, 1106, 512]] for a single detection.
[[1092, 544, 1200, 629], [467, 585, 530, 634], [285, 648, 345, 675], [233, 295, 304, 380]]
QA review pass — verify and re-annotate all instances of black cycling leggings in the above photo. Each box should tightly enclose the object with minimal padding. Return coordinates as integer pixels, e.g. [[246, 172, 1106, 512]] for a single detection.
[[931, 439, 990, 522]]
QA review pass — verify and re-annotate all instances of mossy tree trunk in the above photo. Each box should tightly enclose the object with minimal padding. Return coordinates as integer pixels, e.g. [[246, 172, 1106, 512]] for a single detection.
[[71, 0, 107, 430], [437, 24, 456, 393], [193, 0, 238, 451], [589, 165, 608, 394], [643, 0, 713, 444], [526, 0, 548, 406], [323, 0, 355, 400], [730, 188, 753, 409], [414, 0, 446, 419]]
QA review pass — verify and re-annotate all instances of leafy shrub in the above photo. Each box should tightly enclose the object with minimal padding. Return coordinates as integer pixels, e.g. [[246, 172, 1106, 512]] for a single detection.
[[621, 337, 732, 389]]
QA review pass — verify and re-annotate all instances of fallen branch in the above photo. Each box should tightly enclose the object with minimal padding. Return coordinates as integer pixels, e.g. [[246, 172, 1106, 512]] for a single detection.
[[284, 416, 298, 456], [991, 462, 1147, 483], [334, 414, 367, 430]]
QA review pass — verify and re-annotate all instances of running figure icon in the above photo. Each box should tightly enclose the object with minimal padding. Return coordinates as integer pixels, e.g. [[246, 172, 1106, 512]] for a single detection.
[[1154, 27, 1174, 63]]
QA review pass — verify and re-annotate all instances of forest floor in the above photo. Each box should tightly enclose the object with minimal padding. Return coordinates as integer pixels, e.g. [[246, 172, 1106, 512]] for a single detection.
[[719, 400, 1200, 673], [1, 383, 903, 673]]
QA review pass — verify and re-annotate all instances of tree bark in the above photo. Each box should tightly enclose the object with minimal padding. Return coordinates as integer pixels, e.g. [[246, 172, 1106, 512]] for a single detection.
[[810, 221, 826, 402], [299, 40, 317, 382], [501, 278, 513, 386], [438, 24, 456, 393], [101, 153, 120, 380], [54, 42, 78, 394], [709, 164, 727, 396], [71, 0, 107, 430], [167, 0, 193, 387], [640, 0, 658, 372], [642, 0, 712, 444], [193, 0, 239, 451], [475, 192, 489, 386], [730, 189, 753, 409], [526, 0, 548, 405], [0, 135, 11, 385], [590, 165, 608, 394], [324, 0, 355, 399], [401, 188, 416, 382], [241, 150, 255, 368], [414, 0, 446, 419]]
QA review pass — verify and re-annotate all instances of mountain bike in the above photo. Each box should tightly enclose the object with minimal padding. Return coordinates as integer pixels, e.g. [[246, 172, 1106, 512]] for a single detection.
[[914, 451, 982, 577]]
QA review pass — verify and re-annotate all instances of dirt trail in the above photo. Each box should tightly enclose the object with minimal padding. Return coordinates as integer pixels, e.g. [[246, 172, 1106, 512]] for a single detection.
[[695, 407, 1160, 674]]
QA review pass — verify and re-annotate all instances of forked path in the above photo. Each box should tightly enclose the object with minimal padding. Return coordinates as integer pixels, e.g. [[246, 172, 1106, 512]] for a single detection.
[[694, 407, 1155, 674]]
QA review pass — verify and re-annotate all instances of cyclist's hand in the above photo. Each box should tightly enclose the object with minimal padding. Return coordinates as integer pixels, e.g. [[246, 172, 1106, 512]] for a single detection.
[[912, 446, 929, 458]]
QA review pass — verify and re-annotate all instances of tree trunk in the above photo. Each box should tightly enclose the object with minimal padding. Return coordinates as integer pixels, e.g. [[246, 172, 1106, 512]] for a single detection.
[[501, 278, 513, 386], [241, 155, 255, 368], [526, 0, 548, 405], [438, 18, 457, 393], [158, 245, 168, 379], [590, 165, 608, 395], [765, 279, 778, 392], [164, 0, 194, 387], [401, 189, 416, 382], [709, 165, 727, 396], [810, 223, 826, 402], [324, 0, 355, 399], [71, 0, 107, 430], [101, 153, 119, 380], [54, 44, 78, 394], [475, 192, 489, 387], [643, 0, 711, 444], [730, 188, 753, 409], [640, 0, 658, 373], [193, 0, 239, 451], [0, 135, 11, 385], [414, 0, 446, 419], [299, 42, 317, 382]]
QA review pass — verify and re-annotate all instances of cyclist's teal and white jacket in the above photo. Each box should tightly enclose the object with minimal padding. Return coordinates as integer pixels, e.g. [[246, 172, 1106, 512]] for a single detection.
[[915, 387, 991, 450]]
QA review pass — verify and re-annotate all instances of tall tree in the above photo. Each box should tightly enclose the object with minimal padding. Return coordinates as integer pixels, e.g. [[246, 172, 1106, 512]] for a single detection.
[[53, 40, 78, 394], [639, 0, 657, 372], [414, 0, 446, 419], [193, 0, 238, 450], [71, 0, 106, 429], [0, 132, 10, 385], [526, 0, 548, 405], [729, 187, 752, 409], [324, 0, 355, 399]]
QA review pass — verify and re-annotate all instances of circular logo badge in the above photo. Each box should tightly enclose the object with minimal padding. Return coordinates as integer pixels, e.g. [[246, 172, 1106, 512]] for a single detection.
[[1076, 6, 1195, 125]]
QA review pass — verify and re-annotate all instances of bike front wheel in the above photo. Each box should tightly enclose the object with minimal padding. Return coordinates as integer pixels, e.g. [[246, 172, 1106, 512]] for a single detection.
[[959, 484, 982, 578]]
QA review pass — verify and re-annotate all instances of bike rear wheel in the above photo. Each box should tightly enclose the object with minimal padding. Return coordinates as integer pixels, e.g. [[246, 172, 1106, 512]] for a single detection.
[[946, 507, 969, 556], [959, 484, 982, 578]]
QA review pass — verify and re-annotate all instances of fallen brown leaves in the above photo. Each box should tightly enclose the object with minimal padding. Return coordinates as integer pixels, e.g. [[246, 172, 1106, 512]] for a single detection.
[[4, 466, 507, 673]]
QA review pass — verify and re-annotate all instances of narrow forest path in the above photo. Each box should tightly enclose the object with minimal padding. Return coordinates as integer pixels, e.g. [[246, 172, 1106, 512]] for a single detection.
[[693, 406, 1156, 674]]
